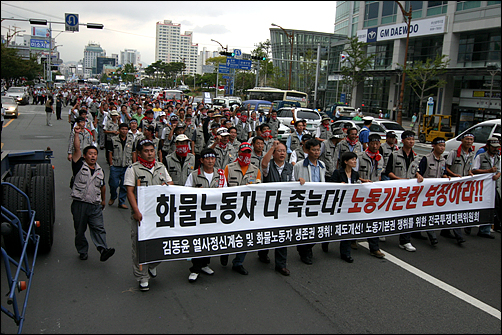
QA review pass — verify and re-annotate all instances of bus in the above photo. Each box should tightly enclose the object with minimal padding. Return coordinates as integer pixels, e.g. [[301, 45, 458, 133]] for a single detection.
[[246, 87, 308, 107]]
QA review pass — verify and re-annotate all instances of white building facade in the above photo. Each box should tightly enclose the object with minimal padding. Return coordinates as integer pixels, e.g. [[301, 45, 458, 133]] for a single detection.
[[155, 20, 198, 75]]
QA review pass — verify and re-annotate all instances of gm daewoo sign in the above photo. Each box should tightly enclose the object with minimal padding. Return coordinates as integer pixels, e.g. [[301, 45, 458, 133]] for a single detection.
[[357, 16, 446, 43]]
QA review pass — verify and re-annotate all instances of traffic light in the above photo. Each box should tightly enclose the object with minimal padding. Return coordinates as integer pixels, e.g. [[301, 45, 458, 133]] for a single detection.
[[219, 51, 235, 57], [251, 56, 267, 61]]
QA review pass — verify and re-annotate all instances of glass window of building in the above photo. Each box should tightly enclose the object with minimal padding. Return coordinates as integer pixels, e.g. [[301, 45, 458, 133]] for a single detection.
[[364, 1, 379, 27], [408, 36, 443, 64], [353, 1, 360, 13], [458, 30, 501, 66], [487, 1, 501, 5], [427, 1, 448, 16], [351, 17, 359, 37], [381, 1, 397, 24], [406, 1, 424, 19], [456, 1, 481, 11]]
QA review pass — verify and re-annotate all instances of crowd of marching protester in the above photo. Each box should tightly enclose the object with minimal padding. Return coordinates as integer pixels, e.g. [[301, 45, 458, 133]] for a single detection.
[[55, 84, 501, 291]]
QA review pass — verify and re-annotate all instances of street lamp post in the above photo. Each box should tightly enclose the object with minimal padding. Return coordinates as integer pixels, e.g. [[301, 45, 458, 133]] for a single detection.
[[395, 1, 412, 126], [487, 63, 500, 114], [271, 23, 294, 90], [211, 39, 227, 97]]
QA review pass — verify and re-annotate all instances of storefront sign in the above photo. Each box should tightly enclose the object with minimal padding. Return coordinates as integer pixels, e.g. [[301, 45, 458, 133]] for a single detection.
[[357, 16, 446, 43]]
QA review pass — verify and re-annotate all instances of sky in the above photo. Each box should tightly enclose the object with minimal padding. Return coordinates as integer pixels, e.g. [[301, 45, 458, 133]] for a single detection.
[[1, 1, 338, 66]]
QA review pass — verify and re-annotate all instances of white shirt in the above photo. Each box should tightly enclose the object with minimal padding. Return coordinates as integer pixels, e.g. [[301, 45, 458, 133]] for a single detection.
[[262, 160, 295, 180], [184, 171, 228, 188], [289, 150, 308, 165]]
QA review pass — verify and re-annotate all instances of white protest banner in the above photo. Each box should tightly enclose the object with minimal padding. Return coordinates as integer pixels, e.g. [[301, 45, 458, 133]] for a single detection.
[[137, 174, 495, 264]]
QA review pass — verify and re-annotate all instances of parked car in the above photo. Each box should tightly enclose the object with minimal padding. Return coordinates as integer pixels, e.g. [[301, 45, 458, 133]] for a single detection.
[[276, 107, 322, 134], [277, 123, 292, 142], [212, 96, 242, 110], [1, 96, 19, 118], [325, 105, 357, 120], [272, 100, 301, 110], [176, 85, 190, 92], [5, 87, 29, 105], [444, 119, 501, 156], [331, 118, 405, 146], [242, 100, 273, 114]]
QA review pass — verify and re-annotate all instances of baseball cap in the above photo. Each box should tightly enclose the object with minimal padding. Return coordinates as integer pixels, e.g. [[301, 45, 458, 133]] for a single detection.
[[217, 127, 230, 136], [386, 131, 397, 138], [170, 115, 178, 121], [110, 110, 119, 116], [362, 116, 374, 121], [175, 134, 190, 142], [322, 116, 331, 121], [210, 123, 220, 129], [487, 137, 501, 147], [175, 122, 186, 129], [239, 142, 252, 152], [331, 128, 346, 139], [158, 111, 166, 117]]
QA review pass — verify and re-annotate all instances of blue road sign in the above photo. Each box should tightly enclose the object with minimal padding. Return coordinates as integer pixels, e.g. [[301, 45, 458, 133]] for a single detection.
[[65, 13, 79, 32], [218, 65, 230, 74], [340, 93, 346, 103], [226, 58, 252, 70], [222, 75, 232, 80], [233, 49, 242, 57], [30, 39, 50, 50]]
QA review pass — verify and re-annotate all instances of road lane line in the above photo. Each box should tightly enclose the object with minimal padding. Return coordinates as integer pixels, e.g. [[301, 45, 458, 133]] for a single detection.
[[358, 241, 501, 320], [3, 119, 15, 127]]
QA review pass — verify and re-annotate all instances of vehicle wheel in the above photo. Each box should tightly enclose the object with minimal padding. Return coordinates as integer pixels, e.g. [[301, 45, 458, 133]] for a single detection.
[[419, 134, 426, 143], [2, 176, 30, 255], [35, 163, 55, 223], [30, 176, 54, 253], [12, 164, 32, 195]]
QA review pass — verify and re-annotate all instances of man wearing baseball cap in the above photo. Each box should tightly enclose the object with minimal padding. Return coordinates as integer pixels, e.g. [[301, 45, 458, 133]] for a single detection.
[[164, 134, 195, 186], [320, 128, 345, 180], [315, 116, 333, 142], [416, 137, 454, 244], [381, 131, 399, 181], [209, 127, 236, 170], [472, 136, 501, 237], [385, 130, 423, 252], [220, 142, 261, 275]]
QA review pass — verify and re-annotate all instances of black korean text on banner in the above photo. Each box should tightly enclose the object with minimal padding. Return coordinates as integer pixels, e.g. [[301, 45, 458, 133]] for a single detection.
[[137, 175, 495, 264]]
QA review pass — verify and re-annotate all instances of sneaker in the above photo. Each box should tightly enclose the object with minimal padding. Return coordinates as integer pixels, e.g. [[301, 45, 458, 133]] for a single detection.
[[370, 250, 386, 258], [399, 243, 416, 252], [148, 267, 157, 278], [139, 279, 149, 291], [379, 237, 386, 242], [200, 266, 214, 275], [188, 272, 199, 283], [100, 247, 115, 262]]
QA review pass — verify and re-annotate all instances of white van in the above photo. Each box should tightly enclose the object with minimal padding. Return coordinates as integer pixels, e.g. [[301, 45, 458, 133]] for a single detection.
[[212, 96, 242, 109], [444, 119, 501, 155]]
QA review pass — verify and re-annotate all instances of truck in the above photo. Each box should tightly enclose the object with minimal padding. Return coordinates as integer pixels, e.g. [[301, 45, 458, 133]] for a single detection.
[[2, 149, 55, 333]]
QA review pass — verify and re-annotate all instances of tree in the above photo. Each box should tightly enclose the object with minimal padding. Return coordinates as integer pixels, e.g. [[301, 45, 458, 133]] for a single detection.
[[1, 43, 43, 81], [339, 36, 376, 105], [252, 39, 273, 86], [399, 54, 450, 132]]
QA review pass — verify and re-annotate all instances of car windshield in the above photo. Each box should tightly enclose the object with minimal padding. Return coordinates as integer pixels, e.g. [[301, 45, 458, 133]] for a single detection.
[[257, 104, 271, 111], [381, 122, 405, 131], [297, 110, 320, 120], [213, 99, 225, 105], [228, 100, 241, 106], [2, 96, 15, 103], [7, 88, 24, 93]]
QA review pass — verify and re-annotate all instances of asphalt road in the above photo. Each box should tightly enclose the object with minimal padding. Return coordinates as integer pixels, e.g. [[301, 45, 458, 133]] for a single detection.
[[1, 103, 501, 334]]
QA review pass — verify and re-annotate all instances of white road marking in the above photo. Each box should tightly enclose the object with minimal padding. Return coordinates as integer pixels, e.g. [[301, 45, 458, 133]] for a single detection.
[[358, 241, 501, 320]]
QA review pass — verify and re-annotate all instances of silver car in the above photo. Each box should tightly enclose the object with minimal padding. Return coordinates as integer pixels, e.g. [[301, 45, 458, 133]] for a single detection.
[[2, 96, 19, 118], [5, 87, 29, 105]]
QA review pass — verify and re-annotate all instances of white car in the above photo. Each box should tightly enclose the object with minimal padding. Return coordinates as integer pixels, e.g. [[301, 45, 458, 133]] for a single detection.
[[331, 118, 405, 146], [277, 107, 322, 134], [444, 119, 501, 156], [212, 97, 242, 110], [277, 122, 292, 142], [5, 87, 29, 105]]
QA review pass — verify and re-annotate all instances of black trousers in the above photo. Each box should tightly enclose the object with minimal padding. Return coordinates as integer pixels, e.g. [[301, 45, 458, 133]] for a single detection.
[[190, 257, 210, 273]]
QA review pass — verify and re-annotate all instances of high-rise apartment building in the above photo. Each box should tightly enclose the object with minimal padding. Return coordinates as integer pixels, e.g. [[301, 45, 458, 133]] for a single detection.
[[120, 49, 140, 66], [83, 42, 105, 76], [197, 47, 220, 74], [155, 20, 198, 75]]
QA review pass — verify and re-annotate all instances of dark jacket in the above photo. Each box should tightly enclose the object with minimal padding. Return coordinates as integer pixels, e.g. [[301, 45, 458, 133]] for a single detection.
[[330, 167, 360, 184]]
